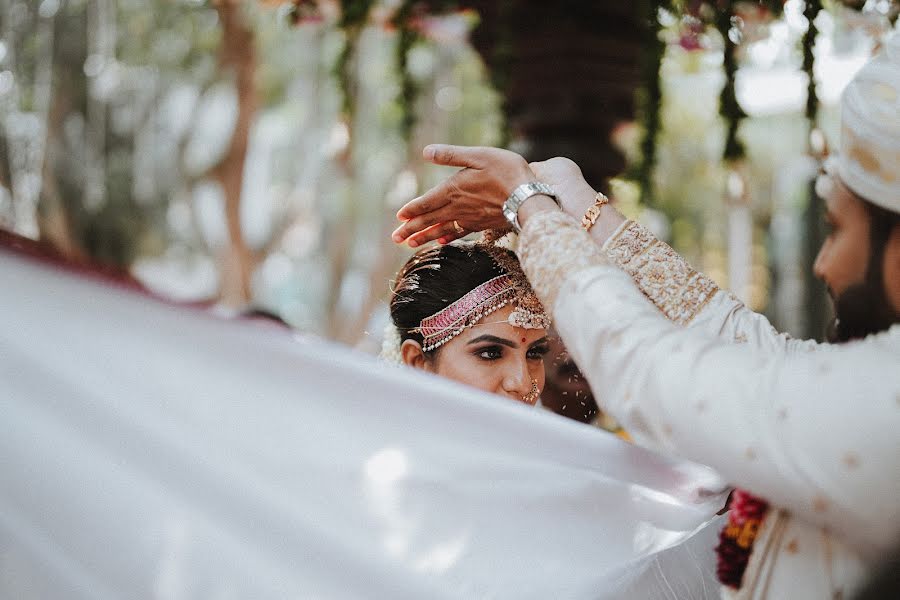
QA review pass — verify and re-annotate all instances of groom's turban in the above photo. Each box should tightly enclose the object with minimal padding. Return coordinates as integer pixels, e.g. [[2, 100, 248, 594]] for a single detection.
[[838, 31, 900, 214]]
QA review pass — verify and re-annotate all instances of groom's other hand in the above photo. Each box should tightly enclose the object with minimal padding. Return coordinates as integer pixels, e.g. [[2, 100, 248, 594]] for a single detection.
[[529, 157, 626, 246], [528, 157, 596, 219], [392, 145, 534, 247]]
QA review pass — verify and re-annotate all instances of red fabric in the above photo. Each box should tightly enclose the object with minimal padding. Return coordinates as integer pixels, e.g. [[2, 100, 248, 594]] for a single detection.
[[0, 228, 146, 293]]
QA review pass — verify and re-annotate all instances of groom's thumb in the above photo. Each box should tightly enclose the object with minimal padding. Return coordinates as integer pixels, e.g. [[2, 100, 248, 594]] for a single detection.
[[423, 144, 486, 169]]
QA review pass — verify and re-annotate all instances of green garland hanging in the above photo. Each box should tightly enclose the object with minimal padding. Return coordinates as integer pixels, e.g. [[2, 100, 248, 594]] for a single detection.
[[389, 0, 462, 142], [633, 0, 668, 207], [391, 1, 422, 141], [333, 0, 377, 119], [715, 0, 747, 162], [283, 0, 464, 142], [801, 0, 822, 126]]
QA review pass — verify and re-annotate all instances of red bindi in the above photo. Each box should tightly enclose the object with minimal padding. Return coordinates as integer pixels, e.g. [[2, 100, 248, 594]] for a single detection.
[[521, 337, 527, 343]]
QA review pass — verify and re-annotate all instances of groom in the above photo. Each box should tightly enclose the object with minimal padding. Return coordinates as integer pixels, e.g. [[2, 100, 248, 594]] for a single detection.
[[392, 32, 900, 600]]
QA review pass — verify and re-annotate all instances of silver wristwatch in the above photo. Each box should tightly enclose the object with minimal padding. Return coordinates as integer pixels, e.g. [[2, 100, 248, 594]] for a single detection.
[[502, 181, 560, 232]]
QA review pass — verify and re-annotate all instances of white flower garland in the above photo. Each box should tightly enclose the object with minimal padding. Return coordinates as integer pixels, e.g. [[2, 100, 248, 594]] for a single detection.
[[379, 321, 404, 365]]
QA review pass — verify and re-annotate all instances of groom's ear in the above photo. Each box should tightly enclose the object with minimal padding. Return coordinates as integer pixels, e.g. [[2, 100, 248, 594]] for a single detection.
[[401, 339, 431, 371]]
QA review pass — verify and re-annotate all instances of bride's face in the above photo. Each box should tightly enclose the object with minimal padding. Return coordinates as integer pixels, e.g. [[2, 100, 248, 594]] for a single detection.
[[407, 304, 549, 404]]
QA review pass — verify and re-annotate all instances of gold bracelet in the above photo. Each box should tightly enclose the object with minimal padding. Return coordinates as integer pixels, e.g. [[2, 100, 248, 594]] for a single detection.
[[581, 192, 610, 231]]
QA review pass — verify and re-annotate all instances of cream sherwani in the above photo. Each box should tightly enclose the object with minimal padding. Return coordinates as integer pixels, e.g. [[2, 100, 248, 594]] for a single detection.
[[517, 211, 900, 600]]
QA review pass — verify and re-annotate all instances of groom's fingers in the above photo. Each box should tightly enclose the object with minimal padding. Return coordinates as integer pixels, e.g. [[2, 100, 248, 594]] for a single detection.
[[407, 221, 463, 248], [395, 175, 460, 225], [392, 202, 456, 244]]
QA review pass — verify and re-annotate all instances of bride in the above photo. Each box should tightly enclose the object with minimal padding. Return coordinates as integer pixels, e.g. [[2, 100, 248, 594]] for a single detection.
[[383, 237, 551, 405]]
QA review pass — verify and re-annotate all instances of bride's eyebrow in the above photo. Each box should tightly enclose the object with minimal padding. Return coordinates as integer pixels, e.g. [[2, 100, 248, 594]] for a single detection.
[[466, 334, 517, 348], [529, 336, 550, 348]]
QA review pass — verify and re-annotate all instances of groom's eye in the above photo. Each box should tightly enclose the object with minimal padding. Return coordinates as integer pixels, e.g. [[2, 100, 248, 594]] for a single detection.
[[473, 346, 503, 361]]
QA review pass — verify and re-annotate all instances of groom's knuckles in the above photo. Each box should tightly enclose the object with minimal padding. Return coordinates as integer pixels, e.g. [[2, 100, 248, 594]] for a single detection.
[[401, 192, 440, 218], [435, 221, 459, 240]]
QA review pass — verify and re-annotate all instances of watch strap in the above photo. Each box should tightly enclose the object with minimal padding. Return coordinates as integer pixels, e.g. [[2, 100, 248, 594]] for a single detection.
[[502, 182, 559, 231]]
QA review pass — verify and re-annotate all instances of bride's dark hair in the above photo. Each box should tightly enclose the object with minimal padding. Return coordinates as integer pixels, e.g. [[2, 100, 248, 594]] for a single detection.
[[390, 242, 515, 352]]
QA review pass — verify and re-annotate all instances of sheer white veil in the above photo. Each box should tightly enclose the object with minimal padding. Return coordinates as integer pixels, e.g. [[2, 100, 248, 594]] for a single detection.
[[0, 248, 727, 599]]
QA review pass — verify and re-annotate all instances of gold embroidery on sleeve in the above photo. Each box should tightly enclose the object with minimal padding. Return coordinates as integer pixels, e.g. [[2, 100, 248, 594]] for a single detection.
[[604, 220, 719, 325], [517, 210, 608, 309]]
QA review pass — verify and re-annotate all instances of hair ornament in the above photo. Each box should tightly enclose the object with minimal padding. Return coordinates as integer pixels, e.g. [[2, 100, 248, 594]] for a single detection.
[[410, 231, 549, 352]]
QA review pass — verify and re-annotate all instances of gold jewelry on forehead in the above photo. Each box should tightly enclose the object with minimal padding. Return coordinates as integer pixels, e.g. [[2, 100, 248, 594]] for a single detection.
[[412, 274, 550, 352], [412, 231, 550, 352]]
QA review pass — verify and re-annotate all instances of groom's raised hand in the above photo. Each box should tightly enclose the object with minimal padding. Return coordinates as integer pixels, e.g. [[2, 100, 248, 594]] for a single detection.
[[392, 145, 534, 247]]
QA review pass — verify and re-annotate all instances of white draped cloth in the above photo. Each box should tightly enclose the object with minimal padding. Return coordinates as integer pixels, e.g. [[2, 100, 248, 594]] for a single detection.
[[517, 211, 900, 600], [0, 247, 729, 599]]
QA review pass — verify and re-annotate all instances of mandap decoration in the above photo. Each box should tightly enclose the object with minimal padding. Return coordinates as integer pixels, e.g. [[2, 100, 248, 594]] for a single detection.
[[631, 0, 895, 205], [267, 0, 896, 206], [263, 0, 477, 141]]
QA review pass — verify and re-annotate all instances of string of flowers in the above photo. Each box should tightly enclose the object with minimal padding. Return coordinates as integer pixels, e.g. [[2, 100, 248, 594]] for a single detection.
[[279, 0, 474, 142], [802, 0, 822, 128], [633, 0, 669, 208], [270, 1, 879, 184], [334, 1, 377, 120], [391, 0, 423, 141], [715, 0, 747, 161]]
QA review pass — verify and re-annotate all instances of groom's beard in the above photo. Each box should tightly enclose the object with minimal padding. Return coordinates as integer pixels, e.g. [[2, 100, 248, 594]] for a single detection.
[[826, 279, 899, 343]]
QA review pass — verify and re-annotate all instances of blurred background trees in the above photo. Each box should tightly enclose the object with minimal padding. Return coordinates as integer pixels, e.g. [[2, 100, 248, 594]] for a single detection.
[[0, 0, 896, 344]]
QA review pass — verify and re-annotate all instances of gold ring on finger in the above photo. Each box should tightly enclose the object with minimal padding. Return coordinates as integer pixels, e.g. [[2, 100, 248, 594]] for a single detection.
[[453, 220, 465, 235]]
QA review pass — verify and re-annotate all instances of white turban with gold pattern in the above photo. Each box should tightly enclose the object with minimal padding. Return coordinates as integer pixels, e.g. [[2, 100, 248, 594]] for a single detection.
[[838, 31, 900, 214]]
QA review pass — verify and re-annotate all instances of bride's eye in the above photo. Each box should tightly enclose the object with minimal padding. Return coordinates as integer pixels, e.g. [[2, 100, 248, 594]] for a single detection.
[[474, 346, 503, 361], [527, 344, 550, 360]]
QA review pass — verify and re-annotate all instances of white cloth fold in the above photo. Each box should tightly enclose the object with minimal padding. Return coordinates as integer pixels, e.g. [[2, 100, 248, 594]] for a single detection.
[[0, 249, 727, 599]]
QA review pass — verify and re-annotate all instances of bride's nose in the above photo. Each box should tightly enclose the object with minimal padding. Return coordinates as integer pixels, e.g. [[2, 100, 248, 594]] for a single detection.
[[501, 357, 531, 401]]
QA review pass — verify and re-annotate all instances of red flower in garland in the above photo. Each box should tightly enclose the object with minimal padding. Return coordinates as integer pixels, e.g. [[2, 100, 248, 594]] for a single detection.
[[716, 488, 770, 589]]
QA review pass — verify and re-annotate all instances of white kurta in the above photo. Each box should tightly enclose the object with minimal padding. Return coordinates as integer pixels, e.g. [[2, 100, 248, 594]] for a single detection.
[[517, 211, 900, 600]]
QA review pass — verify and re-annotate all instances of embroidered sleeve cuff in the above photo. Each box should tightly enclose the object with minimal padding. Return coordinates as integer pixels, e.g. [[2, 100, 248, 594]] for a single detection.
[[603, 220, 718, 325], [517, 210, 608, 309]]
